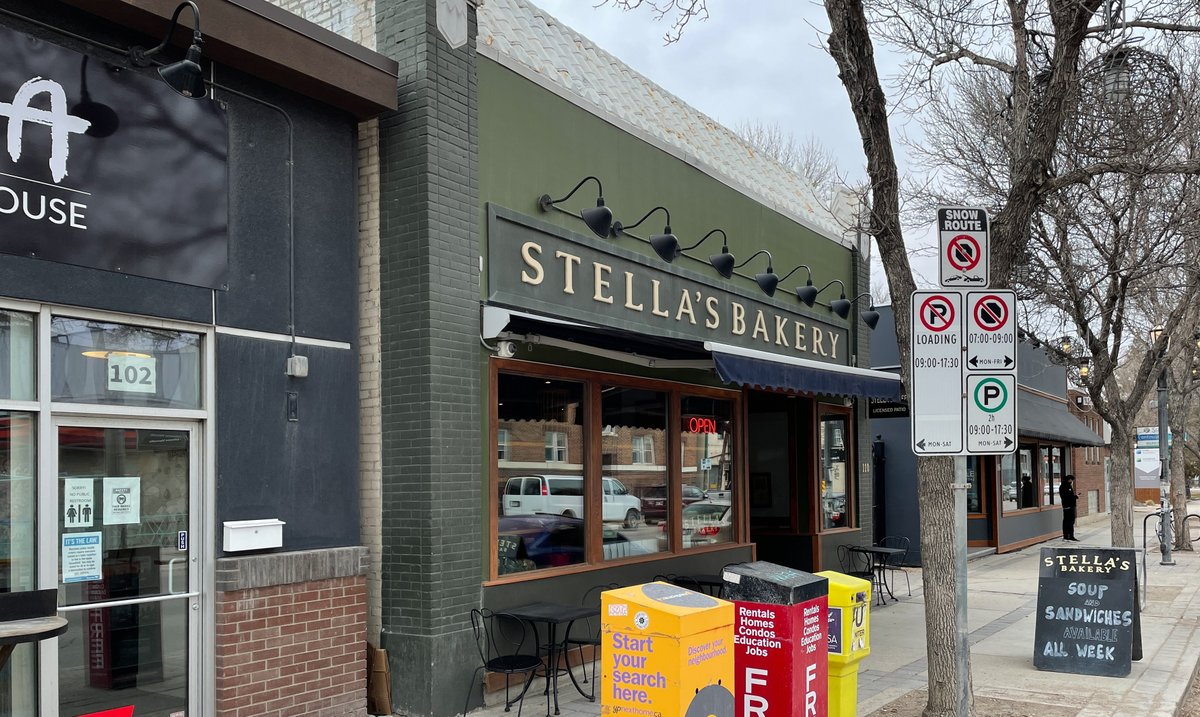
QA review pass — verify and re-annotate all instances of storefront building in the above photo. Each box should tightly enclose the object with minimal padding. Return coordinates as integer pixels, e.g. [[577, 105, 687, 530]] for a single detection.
[[870, 307, 1104, 561], [1068, 388, 1111, 516], [0, 1, 395, 715]]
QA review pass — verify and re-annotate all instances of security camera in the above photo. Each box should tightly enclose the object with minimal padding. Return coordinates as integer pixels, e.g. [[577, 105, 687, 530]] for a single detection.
[[497, 340, 516, 358]]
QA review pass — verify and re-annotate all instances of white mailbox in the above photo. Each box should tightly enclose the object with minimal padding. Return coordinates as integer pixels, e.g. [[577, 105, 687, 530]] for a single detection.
[[223, 518, 285, 552]]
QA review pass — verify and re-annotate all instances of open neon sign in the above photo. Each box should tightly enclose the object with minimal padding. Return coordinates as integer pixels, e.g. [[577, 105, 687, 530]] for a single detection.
[[685, 416, 718, 434]]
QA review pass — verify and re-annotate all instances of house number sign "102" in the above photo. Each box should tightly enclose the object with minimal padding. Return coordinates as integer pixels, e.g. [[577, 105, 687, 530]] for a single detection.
[[106, 353, 157, 394]]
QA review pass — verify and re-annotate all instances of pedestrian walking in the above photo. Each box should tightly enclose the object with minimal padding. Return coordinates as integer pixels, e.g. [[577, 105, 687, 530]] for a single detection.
[[1060, 474, 1079, 541]]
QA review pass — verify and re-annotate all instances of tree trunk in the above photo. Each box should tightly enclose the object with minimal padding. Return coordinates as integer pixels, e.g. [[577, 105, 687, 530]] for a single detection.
[[1108, 428, 1135, 548], [1171, 394, 1193, 550], [917, 455, 974, 717]]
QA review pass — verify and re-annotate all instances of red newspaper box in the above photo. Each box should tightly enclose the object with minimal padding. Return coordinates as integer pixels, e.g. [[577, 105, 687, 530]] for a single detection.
[[723, 561, 829, 717]]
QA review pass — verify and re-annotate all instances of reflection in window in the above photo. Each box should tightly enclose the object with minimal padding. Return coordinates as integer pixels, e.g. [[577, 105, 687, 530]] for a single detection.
[[1000, 452, 1018, 513], [681, 397, 734, 549], [51, 317, 201, 409], [632, 435, 655, 465], [1042, 446, 1063, 506], [497, 429, 510, 461], [819, 412, 850, 530], [0, 413, 36, 714], [1006, 446, 1039, 511], [495, 375, 585, 575], [544, 431, 568, 463], [602, 386, 667, 559], [0, 310, 35, 401]]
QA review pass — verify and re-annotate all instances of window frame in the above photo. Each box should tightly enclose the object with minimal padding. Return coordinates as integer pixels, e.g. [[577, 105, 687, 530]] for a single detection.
[[488, 360, 743, 583], [631, 434, 655, 465], [815, 403, 854, 533], [544, 430, 568, 463]]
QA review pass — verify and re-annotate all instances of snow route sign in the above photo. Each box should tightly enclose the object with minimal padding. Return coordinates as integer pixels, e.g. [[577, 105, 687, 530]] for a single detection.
[[938, 207, 989, 288]]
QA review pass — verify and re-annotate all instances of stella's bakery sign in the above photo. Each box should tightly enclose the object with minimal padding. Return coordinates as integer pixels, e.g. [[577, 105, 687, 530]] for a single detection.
[[487, 205, 849, 365]]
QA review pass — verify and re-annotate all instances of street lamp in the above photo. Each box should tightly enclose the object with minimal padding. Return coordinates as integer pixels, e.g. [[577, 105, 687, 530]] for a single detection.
[[1149, 325, 1175, 565]]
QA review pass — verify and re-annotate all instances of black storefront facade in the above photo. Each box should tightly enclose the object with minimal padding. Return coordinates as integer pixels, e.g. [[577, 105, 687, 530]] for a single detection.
[[0, 2, 395, 715], [870, 306, 1105, 562]]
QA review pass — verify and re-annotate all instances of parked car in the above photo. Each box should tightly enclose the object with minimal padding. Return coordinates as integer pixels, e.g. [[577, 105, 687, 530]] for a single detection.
[[501, 474, 643, 527], [497, 514, 650, 574], [641, 484, 706, 524], [658, 499, 731, 549]]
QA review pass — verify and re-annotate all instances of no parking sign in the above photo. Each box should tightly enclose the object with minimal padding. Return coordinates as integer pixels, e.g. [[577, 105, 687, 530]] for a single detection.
[[938, 207, 989, 288]]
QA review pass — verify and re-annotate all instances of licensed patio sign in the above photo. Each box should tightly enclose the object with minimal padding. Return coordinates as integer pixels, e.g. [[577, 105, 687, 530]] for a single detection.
[[1033, 547, 1139, 677], [0, 24, 229, 288]]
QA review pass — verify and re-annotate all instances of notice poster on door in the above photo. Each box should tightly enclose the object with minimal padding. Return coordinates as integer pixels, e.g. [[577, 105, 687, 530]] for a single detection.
[[62, 532, 102, 583], [64, 478, 95, 528], [104, 476, 141, 525]]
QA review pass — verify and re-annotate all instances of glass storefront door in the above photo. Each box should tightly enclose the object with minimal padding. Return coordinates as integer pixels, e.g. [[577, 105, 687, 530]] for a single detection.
[[50, 421, 200, 717]]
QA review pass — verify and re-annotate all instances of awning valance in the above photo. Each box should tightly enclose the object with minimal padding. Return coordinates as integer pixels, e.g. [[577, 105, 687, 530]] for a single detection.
[[705, 342, 902, 400], [1019, 391, 1104, 446]]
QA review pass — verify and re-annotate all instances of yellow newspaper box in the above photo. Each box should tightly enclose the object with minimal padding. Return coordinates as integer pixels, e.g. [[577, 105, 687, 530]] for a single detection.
[[815, 571, 871, 717], [601, 582, 734, 717]]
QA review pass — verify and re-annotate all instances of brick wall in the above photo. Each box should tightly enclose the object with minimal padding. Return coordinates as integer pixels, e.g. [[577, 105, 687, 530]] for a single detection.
[[1068, 389, 1109, 516], [215, 548, 369, 717]]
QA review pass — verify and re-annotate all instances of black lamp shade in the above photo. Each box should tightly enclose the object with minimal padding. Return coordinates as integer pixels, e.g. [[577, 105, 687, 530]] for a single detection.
[[831, 297, 851, 319], [650, 232, 681, 262], [158, 43, 206, 98], [581, 200, 613, 238], [861, 308, 880, 330], [796, 284, 818, 307], [710, 252, 735, 279], [755, 272, 780, 297]]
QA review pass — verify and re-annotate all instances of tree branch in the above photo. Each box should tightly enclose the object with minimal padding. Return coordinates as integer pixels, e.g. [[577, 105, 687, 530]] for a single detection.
[[1044, 159, 1200, 193]]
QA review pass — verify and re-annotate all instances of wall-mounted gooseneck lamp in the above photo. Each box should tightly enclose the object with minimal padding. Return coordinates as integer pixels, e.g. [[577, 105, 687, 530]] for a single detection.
[[128, 0, 207, 98], [840, 293, 880, 329], [777, 265, 814, 302], [651, 227, 727, 265], [727, 250, 780, 297], [613, 206, 673, 249], [797, 278, 844, 308], [538, 176, 613, 239]]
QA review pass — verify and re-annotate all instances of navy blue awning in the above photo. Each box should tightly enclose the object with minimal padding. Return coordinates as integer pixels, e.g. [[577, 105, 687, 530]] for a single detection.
[[705, 342, 902, 400]]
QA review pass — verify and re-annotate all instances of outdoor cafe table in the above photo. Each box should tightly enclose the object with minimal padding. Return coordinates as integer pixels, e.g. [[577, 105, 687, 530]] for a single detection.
[[504, 601, 600, 716], [848, 545, 906, 606], [0, 615, 68, 670]]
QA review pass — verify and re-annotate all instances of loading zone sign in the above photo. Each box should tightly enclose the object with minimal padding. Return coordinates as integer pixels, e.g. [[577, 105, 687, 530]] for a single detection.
[[966, 375, 1017, 453], [966, 291, 1016, 370], [939, 207, 990, 288], [911, 291, 963, 455]]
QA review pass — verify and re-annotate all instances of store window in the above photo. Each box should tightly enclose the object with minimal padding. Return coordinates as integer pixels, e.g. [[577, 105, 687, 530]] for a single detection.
[[1004, 445, 1039, 512], [965, 457, 983, 513], [601, 386, 667, 559], [1042, 446, 1063, 506], [680, 396, 734, 549], [492, 367, 741, 579], [51, 317, 201, 409], [0, 310, 35, 401], [819, 410, 851, 530], [495, 375, 585, 575]]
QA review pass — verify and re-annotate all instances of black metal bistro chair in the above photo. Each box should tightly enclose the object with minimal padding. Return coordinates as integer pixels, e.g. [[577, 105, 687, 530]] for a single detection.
[[562, 582, 619, 701], [836, 544, 874, 582], [464, 609, 544, 717], [878, 535, 913, 597]]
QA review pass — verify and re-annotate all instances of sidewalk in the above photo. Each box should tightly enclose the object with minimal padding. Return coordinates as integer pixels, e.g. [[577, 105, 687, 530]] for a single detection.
[[468, 502, 1200, 717]]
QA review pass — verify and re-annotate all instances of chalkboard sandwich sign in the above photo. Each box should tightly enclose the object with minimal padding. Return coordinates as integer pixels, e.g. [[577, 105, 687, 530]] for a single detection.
[[1033, 547, 1138, 677]]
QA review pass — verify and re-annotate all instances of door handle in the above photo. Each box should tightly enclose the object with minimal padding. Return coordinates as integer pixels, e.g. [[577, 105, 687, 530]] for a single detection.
[[168, 557, 186, 595]]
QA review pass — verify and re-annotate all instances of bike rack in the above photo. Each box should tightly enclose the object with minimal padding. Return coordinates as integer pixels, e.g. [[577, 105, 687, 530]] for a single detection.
[[1141, 510, 1166, 609]]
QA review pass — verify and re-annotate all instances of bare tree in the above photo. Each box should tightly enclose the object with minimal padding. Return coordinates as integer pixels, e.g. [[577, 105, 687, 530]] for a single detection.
[[734, 121, 841, 199]]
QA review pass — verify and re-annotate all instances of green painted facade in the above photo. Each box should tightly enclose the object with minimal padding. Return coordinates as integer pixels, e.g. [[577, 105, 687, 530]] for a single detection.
[[478, 58, 856, 304]]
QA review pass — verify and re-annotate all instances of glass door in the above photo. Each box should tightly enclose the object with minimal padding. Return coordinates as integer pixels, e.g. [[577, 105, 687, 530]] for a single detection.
[[49, 420, 199, 717]]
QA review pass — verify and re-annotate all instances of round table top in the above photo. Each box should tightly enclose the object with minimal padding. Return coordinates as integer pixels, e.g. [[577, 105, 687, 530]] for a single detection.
[[0, 616, 68, 646]]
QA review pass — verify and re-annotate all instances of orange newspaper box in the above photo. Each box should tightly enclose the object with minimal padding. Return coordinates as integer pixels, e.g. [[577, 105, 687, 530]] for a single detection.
[[601, 582, 735, 717]]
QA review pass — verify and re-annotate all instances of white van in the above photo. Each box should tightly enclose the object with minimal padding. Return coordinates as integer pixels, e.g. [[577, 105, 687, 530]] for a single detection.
[[502, 475, 643, 527]]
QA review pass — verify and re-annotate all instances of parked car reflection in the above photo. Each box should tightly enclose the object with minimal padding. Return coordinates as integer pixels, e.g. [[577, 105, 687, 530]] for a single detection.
[[659, 499, 731, 549], [497, 514, 651, 574], [641, 484, 706, 524]]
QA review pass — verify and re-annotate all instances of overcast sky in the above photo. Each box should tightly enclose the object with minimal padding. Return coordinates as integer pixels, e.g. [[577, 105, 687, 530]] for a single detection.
[[526, 0, 940, 295]]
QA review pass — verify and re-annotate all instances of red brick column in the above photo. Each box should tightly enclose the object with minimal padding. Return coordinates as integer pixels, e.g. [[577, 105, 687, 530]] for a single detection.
[[215, 548, 368, 717]]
